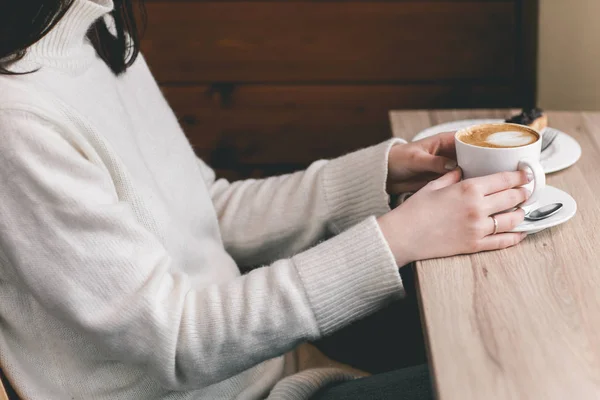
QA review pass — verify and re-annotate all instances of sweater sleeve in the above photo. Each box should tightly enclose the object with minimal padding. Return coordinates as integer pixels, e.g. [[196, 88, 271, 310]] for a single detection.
[[198, 138, 406, 266], [0, 111, 404, 390]]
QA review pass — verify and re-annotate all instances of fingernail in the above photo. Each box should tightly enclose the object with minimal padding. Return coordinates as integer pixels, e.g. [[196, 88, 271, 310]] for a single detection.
[[445, 160, 458, 170], [525, 188, 532, 198], [527, 171, 534, 182]]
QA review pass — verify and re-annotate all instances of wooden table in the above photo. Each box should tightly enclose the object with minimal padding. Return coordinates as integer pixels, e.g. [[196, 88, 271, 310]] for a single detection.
[[389, 110, 600, 400]]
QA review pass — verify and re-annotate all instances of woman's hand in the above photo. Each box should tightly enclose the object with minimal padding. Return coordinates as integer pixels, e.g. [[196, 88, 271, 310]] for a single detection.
[[387, 132, 457, 194], [378, 169, 530, 266]]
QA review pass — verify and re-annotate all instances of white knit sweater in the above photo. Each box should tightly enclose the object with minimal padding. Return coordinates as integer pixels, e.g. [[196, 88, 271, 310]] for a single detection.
[[0, 1, 406, 399]]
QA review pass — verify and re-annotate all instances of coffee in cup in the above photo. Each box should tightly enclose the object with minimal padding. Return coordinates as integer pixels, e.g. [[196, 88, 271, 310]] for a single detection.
[[455, 123, 546, 210], [456, 124, 539, 149]]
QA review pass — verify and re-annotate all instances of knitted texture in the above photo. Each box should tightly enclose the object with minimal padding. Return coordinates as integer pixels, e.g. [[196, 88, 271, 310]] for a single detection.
[[0, 1, 405, 398]]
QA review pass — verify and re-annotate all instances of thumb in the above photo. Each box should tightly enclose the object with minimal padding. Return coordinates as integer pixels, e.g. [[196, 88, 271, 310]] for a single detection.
[[427, 168, 462, 190], [416, 153, 458, 175]]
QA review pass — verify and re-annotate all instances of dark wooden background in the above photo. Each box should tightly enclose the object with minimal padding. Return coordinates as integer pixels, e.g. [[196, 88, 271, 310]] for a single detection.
[[141, 0, 538, 179]]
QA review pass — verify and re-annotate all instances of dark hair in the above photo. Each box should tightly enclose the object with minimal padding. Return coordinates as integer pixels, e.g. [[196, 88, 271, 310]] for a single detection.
[[0, 0, 145, 75]]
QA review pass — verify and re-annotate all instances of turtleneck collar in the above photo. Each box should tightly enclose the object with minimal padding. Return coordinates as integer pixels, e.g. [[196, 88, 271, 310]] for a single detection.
[[11, 0, 114, 73]]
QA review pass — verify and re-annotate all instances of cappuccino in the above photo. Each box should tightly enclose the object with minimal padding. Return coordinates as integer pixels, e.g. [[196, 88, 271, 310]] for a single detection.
[[455, 122, 546, 209], [457, 124, 539, 149]]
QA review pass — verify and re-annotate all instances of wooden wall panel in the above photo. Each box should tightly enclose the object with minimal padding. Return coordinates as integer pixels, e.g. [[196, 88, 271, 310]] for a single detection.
[[142, 1, 516, 83], [162, 83, 515, 167], [138, 0, 536, 178]]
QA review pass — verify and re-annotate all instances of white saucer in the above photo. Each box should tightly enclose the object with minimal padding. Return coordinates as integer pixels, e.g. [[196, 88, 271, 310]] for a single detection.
[[509, 185, 577, 234], [412, 119, 582, 174]]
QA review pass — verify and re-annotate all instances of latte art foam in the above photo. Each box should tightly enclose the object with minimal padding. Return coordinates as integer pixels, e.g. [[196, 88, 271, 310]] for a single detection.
[[458, 124, 539, 149], [485, 131, 537, 147]]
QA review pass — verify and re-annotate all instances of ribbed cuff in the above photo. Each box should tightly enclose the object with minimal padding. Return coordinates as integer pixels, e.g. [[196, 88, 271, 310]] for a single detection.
[[293, 217, 404, 336], [323, 138, 407, 233]]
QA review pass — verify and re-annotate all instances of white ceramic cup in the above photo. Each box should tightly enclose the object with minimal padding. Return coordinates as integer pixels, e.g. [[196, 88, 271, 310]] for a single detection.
[[455, 123, 546, 210]]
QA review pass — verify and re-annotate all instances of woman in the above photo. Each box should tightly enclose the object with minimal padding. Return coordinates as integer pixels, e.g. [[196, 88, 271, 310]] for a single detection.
[[0, 1, 529, 399]]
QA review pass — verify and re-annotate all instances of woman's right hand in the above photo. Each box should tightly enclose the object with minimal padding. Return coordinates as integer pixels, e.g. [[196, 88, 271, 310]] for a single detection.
[[378, 168, 531, 266]]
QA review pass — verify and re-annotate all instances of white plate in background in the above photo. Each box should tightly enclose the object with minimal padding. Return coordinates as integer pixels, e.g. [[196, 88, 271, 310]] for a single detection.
[[412, 119, 582, 174]]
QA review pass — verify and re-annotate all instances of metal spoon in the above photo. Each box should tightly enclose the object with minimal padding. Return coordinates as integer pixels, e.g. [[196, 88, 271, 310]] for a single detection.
[[524, 203, 563, 221]]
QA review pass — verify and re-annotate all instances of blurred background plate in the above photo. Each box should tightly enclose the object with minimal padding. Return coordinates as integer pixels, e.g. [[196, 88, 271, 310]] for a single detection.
[[412, 119, 581, 174]]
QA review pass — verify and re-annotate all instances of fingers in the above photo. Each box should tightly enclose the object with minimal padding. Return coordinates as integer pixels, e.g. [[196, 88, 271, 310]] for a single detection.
[[468, 170, 530, 195], [416, 131, 456, 157], [411, 152, 458, 175], [433, 156, 458, 174], [479, 210, 527, 251], [388, 180, 431, 194], [477, 232, 527, 252], [427, 168, 462, 190], [410, 132, 457, 173], [485, 209, 525, 235], [431, 131, 457, 158], [484, 188, 530, 215]]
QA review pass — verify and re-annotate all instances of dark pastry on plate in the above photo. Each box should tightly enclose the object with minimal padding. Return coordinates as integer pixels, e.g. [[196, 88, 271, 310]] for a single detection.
[[506, 108, 548, 132]]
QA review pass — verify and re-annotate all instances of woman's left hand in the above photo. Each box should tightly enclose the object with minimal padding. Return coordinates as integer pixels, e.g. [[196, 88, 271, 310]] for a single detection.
[[387, 131, 458, 194]]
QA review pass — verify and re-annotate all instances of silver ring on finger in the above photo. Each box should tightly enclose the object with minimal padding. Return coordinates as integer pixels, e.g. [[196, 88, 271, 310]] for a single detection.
[[491, 215, 499, 235]]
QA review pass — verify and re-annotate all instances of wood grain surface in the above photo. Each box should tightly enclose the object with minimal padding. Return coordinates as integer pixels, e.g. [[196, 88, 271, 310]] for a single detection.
[[162, 85, 516, 168], [142, 1, 516, 83], [138, 0, 537, 178], [390, 110, 600, 400]]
